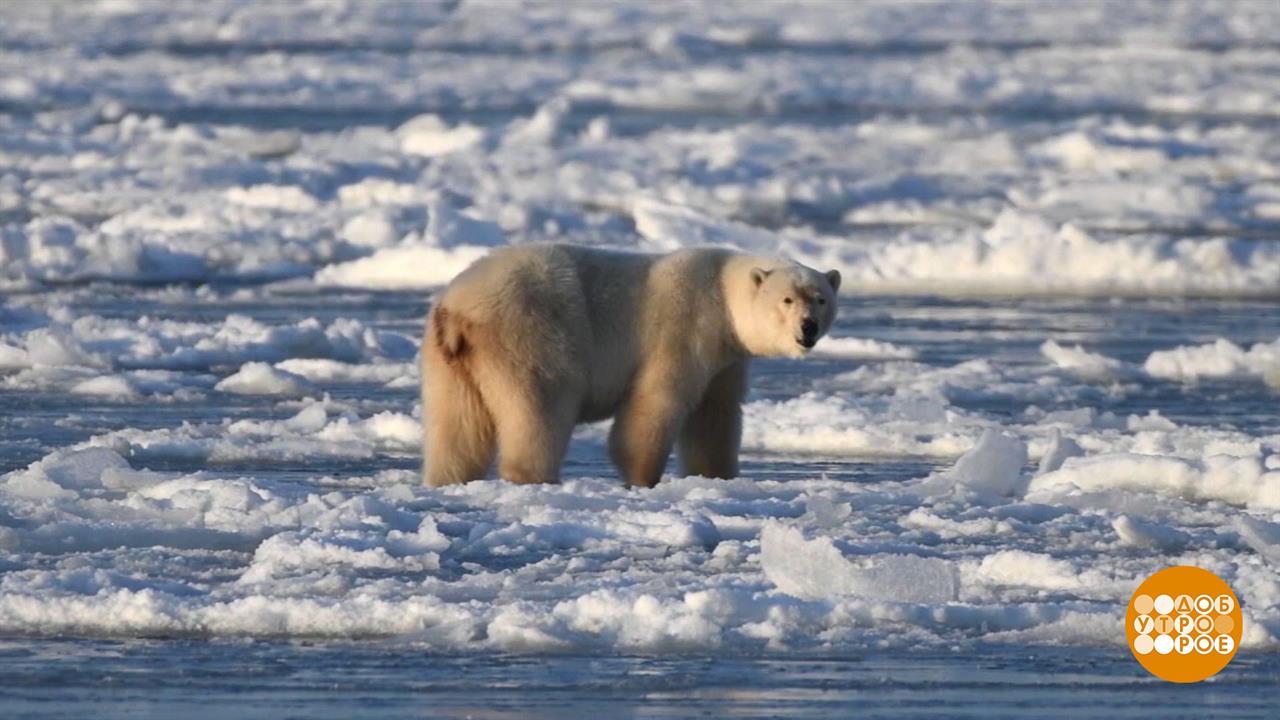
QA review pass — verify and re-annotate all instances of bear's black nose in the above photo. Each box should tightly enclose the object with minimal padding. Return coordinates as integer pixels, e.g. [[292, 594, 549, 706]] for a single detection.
[[801, 318, 818, 342]]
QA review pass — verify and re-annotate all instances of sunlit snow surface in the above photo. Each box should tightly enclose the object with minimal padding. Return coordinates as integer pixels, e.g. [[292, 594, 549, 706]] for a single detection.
[[2, 0, 1280, 715]]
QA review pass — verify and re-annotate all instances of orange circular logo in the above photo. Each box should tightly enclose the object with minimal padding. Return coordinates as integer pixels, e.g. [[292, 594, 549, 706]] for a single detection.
[[1126, 566, 1242, 683]]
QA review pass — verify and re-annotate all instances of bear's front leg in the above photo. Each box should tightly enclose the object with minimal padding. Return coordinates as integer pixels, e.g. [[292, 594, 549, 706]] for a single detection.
[[609, 365, 693, 489], [677, 360, 746, 479]]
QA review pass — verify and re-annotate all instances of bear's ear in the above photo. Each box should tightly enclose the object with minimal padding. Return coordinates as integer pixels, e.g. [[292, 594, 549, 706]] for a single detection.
[[750, 267, 771, 288], [825, 269, 841, 293]]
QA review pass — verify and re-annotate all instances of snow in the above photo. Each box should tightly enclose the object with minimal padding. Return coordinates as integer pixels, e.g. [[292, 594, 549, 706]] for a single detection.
[[1236, 515, 1280, 565], [313, 245, 492, 290], [1041, 340, 1128, 381], [812, 336, 918, 361], [1027, 452, 1280, 511], [1144, 337, 1280, 381], [921, 430, 1030, 499], [843, 210, 1280, 297], [214, 363, 317, 398], [760, 522, 958, 604], [225, 185, 321, 213], [314, 201, 506, 290], [70, 374, 139, 399], [635, 203, 1280, 298], [0, 311, 415, 393], [1, 0, 1279, 663], [1112, 514, 1190, 551], [740, 393, 975, 458], [1037, 430, 1085, 475], [396, 114, 487, 158]]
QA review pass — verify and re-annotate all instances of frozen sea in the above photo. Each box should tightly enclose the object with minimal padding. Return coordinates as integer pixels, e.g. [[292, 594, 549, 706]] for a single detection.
[[2, 1, 1280, 717]]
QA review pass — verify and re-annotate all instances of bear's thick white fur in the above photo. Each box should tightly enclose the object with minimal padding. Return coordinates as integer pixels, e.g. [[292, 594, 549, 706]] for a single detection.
[[421, 244, 840, 488]]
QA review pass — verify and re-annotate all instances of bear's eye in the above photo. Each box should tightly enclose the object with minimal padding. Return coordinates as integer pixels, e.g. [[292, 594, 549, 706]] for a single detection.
[[818, 298, 826, 305], [783, 297, 793, 304]]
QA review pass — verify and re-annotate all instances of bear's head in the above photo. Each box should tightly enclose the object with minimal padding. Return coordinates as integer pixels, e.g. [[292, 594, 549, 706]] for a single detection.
[[746, 263, 841, 358]]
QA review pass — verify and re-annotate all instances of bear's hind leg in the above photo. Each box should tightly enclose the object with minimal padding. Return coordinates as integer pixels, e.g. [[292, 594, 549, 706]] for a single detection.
[[422, 344, 496, 487], [677, 361, 747, 479], [476, 363, 580, 485], [495, 389, 578, 484]]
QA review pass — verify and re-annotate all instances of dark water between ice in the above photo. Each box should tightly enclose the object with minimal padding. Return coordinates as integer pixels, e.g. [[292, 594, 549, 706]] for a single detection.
[[2, 639, 1278, 720]]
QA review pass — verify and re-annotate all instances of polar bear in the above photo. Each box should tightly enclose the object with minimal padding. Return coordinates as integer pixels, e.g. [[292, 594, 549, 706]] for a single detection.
[[420, 244, 840, 488]]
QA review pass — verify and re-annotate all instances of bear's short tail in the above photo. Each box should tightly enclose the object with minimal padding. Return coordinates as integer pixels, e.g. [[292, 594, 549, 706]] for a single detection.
[[421, 304, 495, 486], [431, 306, 468, 361]]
